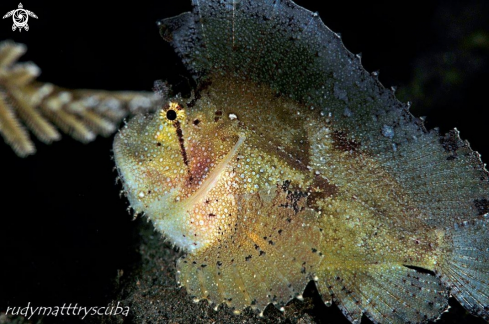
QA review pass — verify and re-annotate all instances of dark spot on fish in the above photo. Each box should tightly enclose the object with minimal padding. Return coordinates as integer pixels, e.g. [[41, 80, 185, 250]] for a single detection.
[[280, 185, 309, 213], [403, 265, 436, 276], [307, 175, 339, 209], [214, 110, 223, 122], [281, 180, 291, 191], [474, 198, 489, 216], [332, 130, 360, 152]]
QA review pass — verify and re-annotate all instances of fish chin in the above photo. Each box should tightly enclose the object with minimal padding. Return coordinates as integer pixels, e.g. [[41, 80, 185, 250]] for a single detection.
[[145, 191, 201, 252]]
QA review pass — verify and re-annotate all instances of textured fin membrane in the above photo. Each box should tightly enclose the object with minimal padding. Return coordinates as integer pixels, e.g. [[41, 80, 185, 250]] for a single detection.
[[375, 129, 489, 228], [438, 219, 489, 320], [177, 190, 322, 313], [316, 265, 448, 323]]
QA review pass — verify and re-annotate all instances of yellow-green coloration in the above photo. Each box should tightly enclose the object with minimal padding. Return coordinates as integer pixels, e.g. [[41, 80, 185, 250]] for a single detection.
[[114, 0, 489, 323]]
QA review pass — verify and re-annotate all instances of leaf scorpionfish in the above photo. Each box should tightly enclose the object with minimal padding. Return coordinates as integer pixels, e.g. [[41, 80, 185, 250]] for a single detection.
[[113, 0, 489, 322]]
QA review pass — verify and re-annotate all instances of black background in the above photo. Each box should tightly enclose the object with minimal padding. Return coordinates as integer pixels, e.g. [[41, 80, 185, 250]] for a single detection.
[[0, 0, 488, 323]]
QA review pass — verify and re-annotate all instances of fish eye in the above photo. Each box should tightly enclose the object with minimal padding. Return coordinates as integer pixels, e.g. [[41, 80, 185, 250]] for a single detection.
[[160, 102, 186, 124], [166, 109, 177, 121]]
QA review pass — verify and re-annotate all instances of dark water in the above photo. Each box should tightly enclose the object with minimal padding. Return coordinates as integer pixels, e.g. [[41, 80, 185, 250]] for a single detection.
[[0, 0, 488, 323]]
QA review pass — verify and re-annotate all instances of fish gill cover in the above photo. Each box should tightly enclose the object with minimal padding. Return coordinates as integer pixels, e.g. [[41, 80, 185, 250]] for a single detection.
[[110, 0, 489, 323]]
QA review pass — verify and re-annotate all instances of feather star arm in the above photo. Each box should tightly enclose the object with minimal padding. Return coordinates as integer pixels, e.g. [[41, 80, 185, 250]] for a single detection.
[[0, 40, 159, 157]]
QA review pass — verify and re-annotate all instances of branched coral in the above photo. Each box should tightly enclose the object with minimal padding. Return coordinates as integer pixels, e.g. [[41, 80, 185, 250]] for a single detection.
[[0, 40, 159, 157]]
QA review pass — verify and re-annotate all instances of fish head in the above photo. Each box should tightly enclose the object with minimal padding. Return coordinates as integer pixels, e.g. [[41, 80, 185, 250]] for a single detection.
[[114, 99, 243, 251]]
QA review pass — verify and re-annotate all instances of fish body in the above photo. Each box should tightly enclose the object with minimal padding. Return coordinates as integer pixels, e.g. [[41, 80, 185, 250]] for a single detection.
[[114, 0, 489, 322]]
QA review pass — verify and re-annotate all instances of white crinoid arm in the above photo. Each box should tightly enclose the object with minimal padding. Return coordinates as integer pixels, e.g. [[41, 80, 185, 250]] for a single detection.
[[0, 40, 160, 157], [2, 10, 14, 19]]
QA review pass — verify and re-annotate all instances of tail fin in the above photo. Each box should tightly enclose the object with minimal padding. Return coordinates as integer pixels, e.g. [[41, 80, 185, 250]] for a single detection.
[[437, 218, 489, 320]]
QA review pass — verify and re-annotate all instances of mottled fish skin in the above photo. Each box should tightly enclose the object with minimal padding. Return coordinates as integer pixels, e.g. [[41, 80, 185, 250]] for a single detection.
[[114, 0, 489, 323]]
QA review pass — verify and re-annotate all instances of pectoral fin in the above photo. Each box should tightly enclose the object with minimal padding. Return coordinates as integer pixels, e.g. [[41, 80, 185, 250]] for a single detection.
[[177, 190, 323, 313]]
